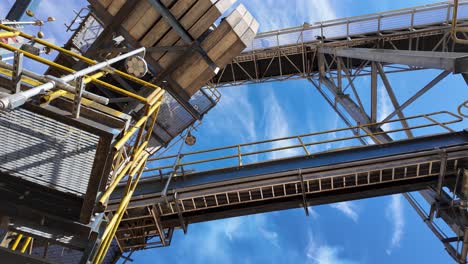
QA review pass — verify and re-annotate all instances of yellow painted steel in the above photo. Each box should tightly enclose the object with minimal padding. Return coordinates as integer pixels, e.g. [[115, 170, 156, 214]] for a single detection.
[[0, 27, 166, 263], [41, 90, 68, 104], [0, 31, 20, 38], [94, 153, 149, 264], [113, 100, 163, 151], [93, 88, 164, 263], [98, 101, 162, 206], [0, 24, 161, 91], [11, 234, 23, 250], [0, 68, 43, 86], [20, 237, 32, 253], [40, 72, 107, 104], [0, 41, 150, 102], [452, 0, 468, 44]]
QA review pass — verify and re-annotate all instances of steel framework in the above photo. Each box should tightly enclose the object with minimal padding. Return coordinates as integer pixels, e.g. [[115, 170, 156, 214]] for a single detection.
[[2, 1, 468, 263], [0, 24, 165, 263]]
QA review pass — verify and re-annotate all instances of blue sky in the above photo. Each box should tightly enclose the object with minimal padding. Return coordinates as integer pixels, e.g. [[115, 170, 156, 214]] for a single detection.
[[1, 1, 468, 263]]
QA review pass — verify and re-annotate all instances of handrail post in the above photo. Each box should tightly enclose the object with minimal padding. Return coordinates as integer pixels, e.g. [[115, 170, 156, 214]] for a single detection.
[[237, 145, 243, 166], [297, 136, 310, 155]]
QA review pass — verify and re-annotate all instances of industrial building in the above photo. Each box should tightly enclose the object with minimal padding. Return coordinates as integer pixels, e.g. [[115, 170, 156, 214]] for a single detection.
[[0, 0, 467, 263]]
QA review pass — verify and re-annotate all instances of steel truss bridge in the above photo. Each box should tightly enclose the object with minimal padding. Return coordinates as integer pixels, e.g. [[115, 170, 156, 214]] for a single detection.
[[1, 1, 468, 264]]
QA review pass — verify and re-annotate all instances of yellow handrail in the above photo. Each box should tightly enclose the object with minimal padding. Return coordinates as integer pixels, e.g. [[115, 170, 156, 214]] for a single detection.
[[0, 28, 166, 263], [0, 24, 161, 91], [92, 89, 164, 264], [452, 0, 468, 44], [146, 111, 463, 175]]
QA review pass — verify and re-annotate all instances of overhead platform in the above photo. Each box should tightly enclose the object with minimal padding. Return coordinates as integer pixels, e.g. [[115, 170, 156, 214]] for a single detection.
[[47, 0, 258, 147], [210, 1, 468, 87]]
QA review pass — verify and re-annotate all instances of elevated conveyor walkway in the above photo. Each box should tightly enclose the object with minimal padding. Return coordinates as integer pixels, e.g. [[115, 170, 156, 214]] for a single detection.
[[106, 111, 468, 252], [211, 1, 468, 87]]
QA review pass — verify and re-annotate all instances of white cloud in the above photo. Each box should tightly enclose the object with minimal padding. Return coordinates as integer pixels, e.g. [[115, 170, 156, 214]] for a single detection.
[[307, 207, 320, 220], [299, 0, 338, 22], [330, 202, 359, 223], [246, 0, 338, 32], [379, 85, 394, 131], [306, 232, 360, 264], [263, 90, 302, 159], [385, 194, 404, 255], [170, 213, 280, 263]]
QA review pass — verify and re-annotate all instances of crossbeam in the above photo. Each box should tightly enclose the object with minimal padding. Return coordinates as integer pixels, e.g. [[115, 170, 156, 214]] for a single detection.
[[320, 48, 468, 73]]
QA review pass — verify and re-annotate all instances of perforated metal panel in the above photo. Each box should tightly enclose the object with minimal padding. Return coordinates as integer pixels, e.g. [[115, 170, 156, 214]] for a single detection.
[[154, 89, 216, 145], [0, 108, 99, 197]]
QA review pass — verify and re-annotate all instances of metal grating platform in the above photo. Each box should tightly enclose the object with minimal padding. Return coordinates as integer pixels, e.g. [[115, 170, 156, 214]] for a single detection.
[[0, 107, 99, 196]]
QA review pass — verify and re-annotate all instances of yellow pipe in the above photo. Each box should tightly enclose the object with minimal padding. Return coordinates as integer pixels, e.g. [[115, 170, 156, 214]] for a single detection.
[[95, 155, 149, 263], [113, 101, 162, 151], [11, 234, 23, 250], [98, 145, 147, 207], [0, 24, 162, 92], [145, 105, 161, 143], [40, 72, 107, 104], [95, 98, 162, 263], [0, 41, 148, 102], [84, 71, 106, 84], [0, 31, 20, 38], [41, 90, 68, 104], [98, 160, 133, 207], [20, 237, 32, 253], [0, 68, 43, 86]]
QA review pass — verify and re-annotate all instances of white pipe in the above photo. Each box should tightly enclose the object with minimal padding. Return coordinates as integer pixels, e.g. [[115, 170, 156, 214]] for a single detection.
[[0, 21, 39, 26], [0, 47, 145, 109], [0, 61, 109, 105]]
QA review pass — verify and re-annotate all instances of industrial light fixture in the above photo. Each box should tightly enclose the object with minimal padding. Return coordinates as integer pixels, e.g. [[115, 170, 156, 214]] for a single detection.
[[124, 56, 148, 78], [185, 131, 196, 146]]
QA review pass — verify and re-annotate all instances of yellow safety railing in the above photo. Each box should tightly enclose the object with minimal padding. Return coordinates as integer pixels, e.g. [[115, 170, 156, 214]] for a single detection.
[[0, 27, 166, 263], [452, 0, 468, 44], [93, 88, 164, 264], [459, 100, 468, 118], [0, 232, 33, 254], [146, 111, 463, 176]]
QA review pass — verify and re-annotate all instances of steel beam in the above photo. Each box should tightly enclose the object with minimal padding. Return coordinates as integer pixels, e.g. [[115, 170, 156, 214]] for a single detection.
[[378, 71, 450, 125], [88, 0, 202, 120], [147, 0, 219, 73], [320, 48, 468, 73], [5, 0, 35, 21], [308, 78, 368, 145], [318, 76, 392, 143], [375, 63, 413, 138], [371, 62, 377, 123]]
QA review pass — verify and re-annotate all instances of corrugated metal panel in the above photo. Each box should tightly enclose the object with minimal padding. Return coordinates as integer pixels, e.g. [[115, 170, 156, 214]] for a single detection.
[[0, 108, 99, 197]]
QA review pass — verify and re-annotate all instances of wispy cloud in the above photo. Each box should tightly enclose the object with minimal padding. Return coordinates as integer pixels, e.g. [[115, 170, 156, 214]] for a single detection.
[[160, 213, 280, 264], [385, 194, 404, 255], [308, 206, 320, 220], [204, 86, 257, 142], [379, 85, 394, 131], [245, 0, 338, 32], [298, 0, 338, 22], [330, 202, 359, 223], [306, 231, 360, 264], [263, 90, 302, 159]]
